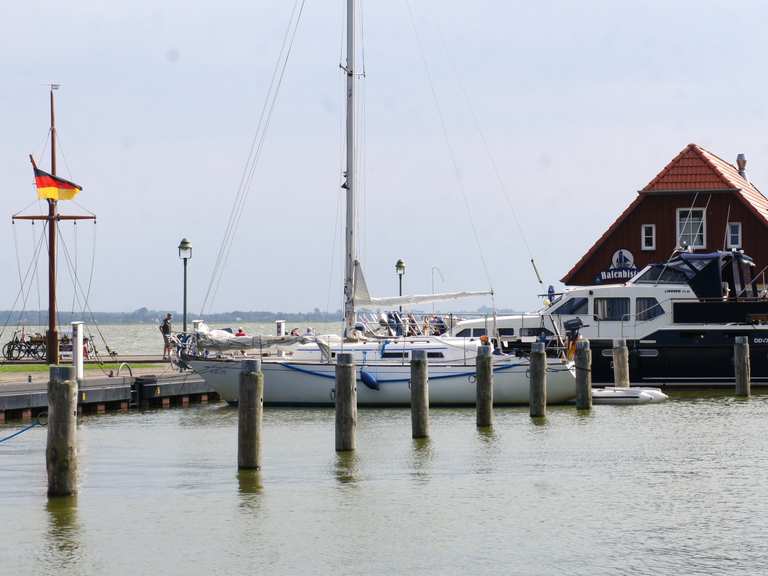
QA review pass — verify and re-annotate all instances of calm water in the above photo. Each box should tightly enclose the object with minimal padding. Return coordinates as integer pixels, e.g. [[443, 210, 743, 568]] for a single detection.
[[3, 394, 768, 575]]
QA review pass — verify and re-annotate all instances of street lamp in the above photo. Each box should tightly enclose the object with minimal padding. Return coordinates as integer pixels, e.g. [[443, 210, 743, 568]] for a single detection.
[[395, 258, 406, 313], [178, 238, 192, 332]]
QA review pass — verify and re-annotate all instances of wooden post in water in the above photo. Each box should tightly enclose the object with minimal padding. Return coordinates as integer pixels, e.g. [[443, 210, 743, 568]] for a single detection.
[[734, 336, 751, 397], [530, 342, 547, 418], [47, 365, 78, 497], [575, 339, 592, 410], [476, 345, 493, 427], [410, 350, 429, 438], [238, 360, 263, 470], [335, 352, 357, 451], [612, 338, 630, 388]]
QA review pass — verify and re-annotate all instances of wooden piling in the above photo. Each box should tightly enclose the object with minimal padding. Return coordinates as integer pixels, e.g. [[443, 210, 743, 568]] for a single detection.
[[335, 352, 357, 452], [410, 349, 429, 438], [476, 345, 493, 427], [47, 365, 78, 497], [575, 339, 592, 410], [612, 339, 630, 388], [530, 342, 547, 418], [734, 336, 751, 397], [238, 360, 264, 470]]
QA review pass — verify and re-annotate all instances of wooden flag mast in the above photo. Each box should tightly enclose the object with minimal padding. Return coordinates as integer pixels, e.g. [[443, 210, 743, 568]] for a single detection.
[[12, 86, 95, 364]]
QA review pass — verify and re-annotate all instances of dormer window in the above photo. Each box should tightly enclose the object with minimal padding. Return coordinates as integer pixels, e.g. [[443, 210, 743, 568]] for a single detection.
[[727, 222, 742, 248]]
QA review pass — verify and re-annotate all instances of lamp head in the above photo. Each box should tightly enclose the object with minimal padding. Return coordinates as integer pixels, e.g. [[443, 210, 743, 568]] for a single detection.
[[395, 258, 406, 276], [178, 238, 192, 260]]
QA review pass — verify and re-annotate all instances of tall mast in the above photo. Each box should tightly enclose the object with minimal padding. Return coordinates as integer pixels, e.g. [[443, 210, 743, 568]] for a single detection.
[[47, 86, 59, 364], [342, 0, 356, 334]]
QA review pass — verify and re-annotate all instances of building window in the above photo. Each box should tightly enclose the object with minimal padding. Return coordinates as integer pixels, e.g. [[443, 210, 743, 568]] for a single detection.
[[727, 222, 742, 248], [593, 298, 630, 321], [676, 208, 706, 248], [641, 224, 656, 251], [636, 297, 664, 321]]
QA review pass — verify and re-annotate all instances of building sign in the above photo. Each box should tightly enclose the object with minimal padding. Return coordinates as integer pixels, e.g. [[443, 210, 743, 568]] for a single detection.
[[595, 249, 637, 283]]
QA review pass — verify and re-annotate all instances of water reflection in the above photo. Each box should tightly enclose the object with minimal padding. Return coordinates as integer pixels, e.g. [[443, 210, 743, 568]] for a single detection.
[[334, 451, 360, 486], [237, 470, 264, 512], [410, 437, 433, 483], [43, 496, 81, 568]]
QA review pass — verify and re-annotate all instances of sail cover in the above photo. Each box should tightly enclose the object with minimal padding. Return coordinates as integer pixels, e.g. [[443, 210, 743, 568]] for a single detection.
[[353, 261, 492, 308], [195, 322, 308, 351]]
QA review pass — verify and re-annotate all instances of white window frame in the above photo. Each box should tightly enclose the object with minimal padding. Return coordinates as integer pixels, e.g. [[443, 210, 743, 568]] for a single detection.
[[676, 208, 706, 249], [641, 224, 656, 251], [727, 221, 742, 249]]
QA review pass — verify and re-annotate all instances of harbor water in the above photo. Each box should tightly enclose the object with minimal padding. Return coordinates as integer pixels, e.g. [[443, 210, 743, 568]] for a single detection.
[[3, 394, 768, 575]]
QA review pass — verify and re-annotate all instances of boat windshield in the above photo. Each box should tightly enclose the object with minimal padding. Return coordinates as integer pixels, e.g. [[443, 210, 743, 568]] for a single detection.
[[633, 265, 690, 285]]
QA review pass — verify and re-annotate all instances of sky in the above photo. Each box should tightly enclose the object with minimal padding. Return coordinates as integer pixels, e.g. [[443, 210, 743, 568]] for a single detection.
[[1, 0, 767, 315]]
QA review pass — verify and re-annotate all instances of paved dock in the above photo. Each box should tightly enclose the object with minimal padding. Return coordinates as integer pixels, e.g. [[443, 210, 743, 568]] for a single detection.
[[0, 368, 218, 423]]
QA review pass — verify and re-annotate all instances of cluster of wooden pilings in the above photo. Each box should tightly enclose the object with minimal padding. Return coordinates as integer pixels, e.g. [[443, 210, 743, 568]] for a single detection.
[[41, 337, 754, 495]]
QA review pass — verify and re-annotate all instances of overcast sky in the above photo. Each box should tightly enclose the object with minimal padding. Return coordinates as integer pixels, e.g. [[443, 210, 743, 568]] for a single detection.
[[1, 0, 766, 315]]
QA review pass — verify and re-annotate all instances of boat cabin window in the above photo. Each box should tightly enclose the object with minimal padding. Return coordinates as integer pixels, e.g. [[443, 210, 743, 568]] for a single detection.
[[520, 327, 554, 338], [634, 265, 689, 284], [593, 298, 630, 321], [636, 297, 664, 321], [427, 352, 444, 359], [551, 297, 588, 315], [498, 328, 515, 337], [381, 351, 409, 359], [455, 328, 486, 337]]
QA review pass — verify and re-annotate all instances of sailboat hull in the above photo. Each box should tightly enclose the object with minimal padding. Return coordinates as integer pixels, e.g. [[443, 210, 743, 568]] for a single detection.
[[188, 357, 577, 405]]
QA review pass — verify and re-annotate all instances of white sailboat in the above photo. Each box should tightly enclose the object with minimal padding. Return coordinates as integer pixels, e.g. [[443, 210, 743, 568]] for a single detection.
[[186, 0, 576, 405]]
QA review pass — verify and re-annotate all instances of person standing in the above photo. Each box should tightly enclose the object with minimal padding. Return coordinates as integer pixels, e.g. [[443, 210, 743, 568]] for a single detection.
[[160, 313, 173, 359]]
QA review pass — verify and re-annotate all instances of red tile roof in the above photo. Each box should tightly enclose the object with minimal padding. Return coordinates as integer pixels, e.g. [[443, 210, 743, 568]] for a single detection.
[[560, 143, 768, 284]]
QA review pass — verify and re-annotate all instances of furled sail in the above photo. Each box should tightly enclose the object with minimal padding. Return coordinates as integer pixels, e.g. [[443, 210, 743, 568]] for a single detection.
[[352, 260, 492, 308], [195, 322, 308, 351]]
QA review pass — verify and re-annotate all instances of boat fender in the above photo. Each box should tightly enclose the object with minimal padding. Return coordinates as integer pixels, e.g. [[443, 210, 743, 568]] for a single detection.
[[360, 369, 380, 391]]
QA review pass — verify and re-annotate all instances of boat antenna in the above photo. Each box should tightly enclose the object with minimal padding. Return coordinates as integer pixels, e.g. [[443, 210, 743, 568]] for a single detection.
[[531, 258, 544, 285], [722, 202, 732, 250]]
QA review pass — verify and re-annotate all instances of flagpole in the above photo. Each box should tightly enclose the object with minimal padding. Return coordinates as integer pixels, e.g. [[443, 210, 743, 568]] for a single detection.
[[47, 85, 59, 364]]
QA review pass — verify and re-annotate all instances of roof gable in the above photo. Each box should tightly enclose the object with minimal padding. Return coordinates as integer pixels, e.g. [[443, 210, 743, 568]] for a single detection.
[[561, 143, 768, 285], [643, 143, 740, 192]]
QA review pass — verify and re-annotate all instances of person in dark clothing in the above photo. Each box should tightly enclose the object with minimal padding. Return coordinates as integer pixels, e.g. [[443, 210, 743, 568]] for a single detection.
[[160, 313, 173, 359]]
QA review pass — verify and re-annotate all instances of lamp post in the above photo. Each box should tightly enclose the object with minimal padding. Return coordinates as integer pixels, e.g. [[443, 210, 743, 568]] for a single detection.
[[431, 265, 444, 313], [178, 238, 192, 333], [395, 259, 406, 313]]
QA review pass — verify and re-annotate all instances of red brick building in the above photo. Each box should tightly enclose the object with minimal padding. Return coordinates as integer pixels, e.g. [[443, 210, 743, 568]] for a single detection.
[[562, 143, 768, 286]]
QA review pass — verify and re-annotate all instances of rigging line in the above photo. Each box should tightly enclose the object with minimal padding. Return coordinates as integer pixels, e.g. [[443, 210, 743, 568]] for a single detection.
[[54, 133, 76, 181], [32, 223, 42, 328], [12, 199, 42, 218], [403, 0, 494, 290], [0, 222, 47, 344], [70, 222, 78, 316], [202, 0, 301, 315], [654, 190, 703, 287], [431, 16, 535, 263], [35, 128, 51, 166], [57, 226, 111, 350], [722, 202, 732, 250], [201, 0, 305, 314], [81, 222, 97, 316], [201, 0, 306, 315], [70, 199, 96, 217], [12, 222, 24, 293], [207, 0, 307, 312], [325, 189, 343, 316]]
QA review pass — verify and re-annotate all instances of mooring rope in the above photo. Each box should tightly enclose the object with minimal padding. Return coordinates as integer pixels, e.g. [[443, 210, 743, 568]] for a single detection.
[[0, 415, 46, 444]]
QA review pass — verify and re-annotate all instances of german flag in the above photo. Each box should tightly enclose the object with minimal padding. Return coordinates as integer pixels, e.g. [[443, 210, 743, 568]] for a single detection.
[[30, 157, 81, 201]]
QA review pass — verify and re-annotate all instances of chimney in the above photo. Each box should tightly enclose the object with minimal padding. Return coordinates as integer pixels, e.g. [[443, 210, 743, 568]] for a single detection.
[[737, 153, 747, 178]]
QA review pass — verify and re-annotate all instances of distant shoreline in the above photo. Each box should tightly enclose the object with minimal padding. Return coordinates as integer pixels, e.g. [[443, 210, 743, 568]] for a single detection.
[[0, 306, 521, 326]]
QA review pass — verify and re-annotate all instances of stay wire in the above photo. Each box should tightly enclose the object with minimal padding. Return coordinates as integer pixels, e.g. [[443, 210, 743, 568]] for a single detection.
[[0, 223, 47, 346], [431, 15, 536, 263], [212, 0, 307, 310], [202, 0, 307, 315], [403, 0, 494, 290]]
